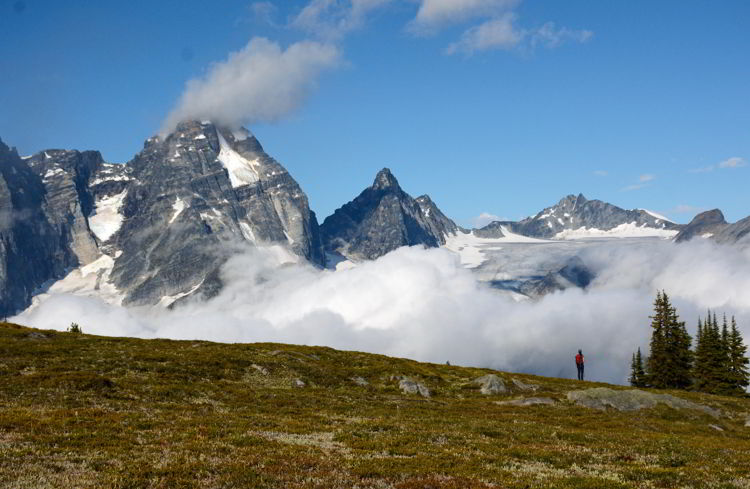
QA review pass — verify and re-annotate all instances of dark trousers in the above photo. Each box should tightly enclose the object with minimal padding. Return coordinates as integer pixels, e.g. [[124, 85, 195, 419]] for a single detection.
[[577, 363, 584, 380]]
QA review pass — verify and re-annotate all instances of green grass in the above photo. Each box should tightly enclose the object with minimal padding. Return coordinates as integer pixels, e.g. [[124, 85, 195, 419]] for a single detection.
[[0, 321, 749, 488]]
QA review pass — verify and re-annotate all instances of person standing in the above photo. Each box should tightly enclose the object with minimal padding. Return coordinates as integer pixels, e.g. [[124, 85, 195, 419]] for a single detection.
[[575, 349, 585, 381]]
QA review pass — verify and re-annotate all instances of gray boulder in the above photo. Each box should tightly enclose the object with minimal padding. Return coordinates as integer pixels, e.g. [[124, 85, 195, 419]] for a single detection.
[[473, 374, 507, 395], [567, 388, 720, 417], [399, 377, 431, 397]]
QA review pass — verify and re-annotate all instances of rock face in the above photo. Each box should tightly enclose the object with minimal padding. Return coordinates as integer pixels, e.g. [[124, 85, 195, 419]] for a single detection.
[[713, 215, 750, 246], [478, 194, 682, 239], [0, 121, 325, 314], [674, 209, 728, 243], [567, 388, 719, 417], [0, 139, 80, 318], [25, 149, 105, 264], [109, 121, 324, 306], [320, 168, 459, 260]]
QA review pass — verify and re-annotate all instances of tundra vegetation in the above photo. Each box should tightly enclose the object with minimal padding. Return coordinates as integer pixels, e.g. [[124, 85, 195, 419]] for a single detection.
[[0, 321, 749, 488]]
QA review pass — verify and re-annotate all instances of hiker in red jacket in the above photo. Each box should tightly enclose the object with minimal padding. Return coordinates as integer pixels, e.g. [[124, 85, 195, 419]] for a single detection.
[[575, 349, 585, 380]]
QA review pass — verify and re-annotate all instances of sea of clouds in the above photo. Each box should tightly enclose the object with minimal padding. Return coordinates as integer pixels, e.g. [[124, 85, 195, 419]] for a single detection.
[[14, 239, 750, 386]]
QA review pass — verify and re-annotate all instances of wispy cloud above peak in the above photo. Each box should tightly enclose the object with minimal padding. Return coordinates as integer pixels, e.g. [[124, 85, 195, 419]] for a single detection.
[[162, 37, 340, 135], [445, 13, 522, 55], [292, 0, 393, 40], [718, 156, 746, 168], [411, 0, 519, 32], [689, 156, 746, 173], [622, 174, 656, 192]]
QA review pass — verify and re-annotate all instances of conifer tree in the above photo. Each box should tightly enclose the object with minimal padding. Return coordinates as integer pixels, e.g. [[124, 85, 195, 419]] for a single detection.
[[727, 316, 749, 394], [693, 317, 710, 391], [646, 291, 669, 388], [645, 291, 692, 389], [630, 347, 647, 387]]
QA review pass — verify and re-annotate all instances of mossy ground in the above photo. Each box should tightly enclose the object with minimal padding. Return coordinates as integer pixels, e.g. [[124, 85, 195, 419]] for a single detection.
[[0, 322, 749, 488]]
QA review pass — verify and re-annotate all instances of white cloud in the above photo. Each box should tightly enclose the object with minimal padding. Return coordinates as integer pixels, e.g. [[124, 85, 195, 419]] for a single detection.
[[621, 174, 655, 192], [718, 156, 747, 169], [292, 0, 394, 40], [593, 170, 608, 177], [689, 156, 746, 173], [446, 13, 523, 55], [412, 0, 519, 31], [162, 37, 340, 134], [248, 2, 278, 25], [14, 239, 750, 386], [530, 22, 593, 48], [471, 212, 507, 228]]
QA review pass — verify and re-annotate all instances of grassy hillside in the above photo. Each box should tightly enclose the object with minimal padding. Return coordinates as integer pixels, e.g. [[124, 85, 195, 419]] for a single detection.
[[0, 322, 749, 488]]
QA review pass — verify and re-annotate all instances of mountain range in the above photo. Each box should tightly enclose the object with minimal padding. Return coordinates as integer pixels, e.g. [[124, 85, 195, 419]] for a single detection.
[[1, 122, 748, 317]]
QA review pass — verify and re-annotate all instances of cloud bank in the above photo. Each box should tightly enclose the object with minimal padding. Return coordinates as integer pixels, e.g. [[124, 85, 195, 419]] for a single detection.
[[162, 37, 340, 134], [14, 238, 750, 387]]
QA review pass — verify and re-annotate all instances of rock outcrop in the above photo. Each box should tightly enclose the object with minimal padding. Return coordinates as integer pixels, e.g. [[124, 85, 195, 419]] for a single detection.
[[473, 374, 507, 395], [567, 388, 719, 417]]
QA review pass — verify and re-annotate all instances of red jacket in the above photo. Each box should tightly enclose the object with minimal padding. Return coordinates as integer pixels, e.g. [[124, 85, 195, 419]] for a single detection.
[[575, 354, 584, 365]]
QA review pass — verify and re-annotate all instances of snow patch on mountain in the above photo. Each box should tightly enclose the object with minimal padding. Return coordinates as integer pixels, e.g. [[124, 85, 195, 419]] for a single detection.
[[89, 190, 127, 242], [26, 254, 123, 312], [216, 132, 260, 188], [443, 229, 547, 268], [554, 222, 679, 240], [640, 209, 674, 223], [169, 197, 186, 225]]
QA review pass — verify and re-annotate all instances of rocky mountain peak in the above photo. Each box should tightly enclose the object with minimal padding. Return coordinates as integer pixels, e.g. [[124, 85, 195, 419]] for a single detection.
[[372, 168, 400, 191], [673, 209, 728, 243], [320, 169, 458, 260]]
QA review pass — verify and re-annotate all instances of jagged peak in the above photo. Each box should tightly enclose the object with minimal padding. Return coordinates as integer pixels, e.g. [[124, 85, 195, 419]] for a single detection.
[[372, 168, 400, 191]]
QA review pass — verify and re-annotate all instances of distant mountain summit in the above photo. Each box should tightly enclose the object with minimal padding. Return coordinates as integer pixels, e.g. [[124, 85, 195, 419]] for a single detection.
[[320, 168, 459, 260], [476, 194, 681, 239], [673, 210, 728, 243]]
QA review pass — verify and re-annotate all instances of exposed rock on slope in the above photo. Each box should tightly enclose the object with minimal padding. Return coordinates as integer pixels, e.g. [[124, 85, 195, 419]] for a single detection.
[[713, 215, 750, 246], [673, 209, 728, 243], [320, 168, 459, 260], [0, 139, 79, 318], [567, 387, 720, 417]]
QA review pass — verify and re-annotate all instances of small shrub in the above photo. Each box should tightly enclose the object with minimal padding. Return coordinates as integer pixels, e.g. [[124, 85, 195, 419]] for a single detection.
[[68, 322, 82, 334]]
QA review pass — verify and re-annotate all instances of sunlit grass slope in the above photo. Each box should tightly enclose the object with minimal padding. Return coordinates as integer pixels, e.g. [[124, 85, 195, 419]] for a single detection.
[[0, 322, 749, 488]]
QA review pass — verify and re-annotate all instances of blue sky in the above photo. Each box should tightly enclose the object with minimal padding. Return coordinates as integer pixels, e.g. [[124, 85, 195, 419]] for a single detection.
[[1, 0, 748, 225]]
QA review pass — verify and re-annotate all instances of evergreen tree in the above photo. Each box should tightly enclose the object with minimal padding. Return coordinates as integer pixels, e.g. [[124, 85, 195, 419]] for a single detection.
[[727, 317, 749, 394], [646, 291, 669, 388], [693, 317, 710, 391], [645, 291, 692, 389], [629, 347, 647, 387]]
